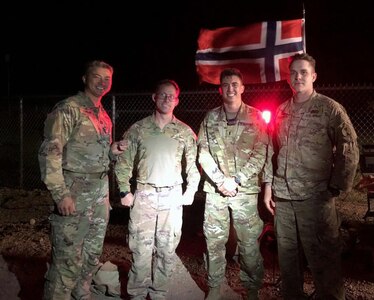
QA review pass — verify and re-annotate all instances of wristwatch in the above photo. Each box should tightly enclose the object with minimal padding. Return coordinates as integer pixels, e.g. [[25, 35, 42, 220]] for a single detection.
[[234, 176, 241, 185], [119, 191, 130, 198]]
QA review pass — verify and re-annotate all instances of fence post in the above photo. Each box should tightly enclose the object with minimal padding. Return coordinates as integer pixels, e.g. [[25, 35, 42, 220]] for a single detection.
[[110, 95, 116, 202], [19, 97, 24, 189]]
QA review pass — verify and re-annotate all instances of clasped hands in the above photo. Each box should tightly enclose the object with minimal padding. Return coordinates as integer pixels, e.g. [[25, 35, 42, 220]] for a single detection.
[[217, 177, 238, 197]]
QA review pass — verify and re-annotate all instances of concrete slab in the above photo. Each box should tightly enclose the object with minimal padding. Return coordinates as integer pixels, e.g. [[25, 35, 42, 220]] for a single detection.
[[166, 254, 205, 300]]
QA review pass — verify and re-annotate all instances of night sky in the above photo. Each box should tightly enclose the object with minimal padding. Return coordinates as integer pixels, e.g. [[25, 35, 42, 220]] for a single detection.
[[1, 0, 373, 97]]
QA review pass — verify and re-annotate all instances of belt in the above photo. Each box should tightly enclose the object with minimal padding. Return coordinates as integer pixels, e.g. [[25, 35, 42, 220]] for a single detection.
[[137, 182, 176, 192], [63, 170, 108, 179]]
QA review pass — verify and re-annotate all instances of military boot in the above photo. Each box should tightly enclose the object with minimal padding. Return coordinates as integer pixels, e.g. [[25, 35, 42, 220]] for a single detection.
[[206, 283, 242, 300], [205, 286, 222, 300]]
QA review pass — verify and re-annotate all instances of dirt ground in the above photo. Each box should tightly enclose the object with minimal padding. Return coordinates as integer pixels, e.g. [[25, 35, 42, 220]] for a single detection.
[[0, 187, 373, 300]]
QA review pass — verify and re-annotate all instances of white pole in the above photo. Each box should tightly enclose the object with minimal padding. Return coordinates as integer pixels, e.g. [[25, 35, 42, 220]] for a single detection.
[[302, 3, 307, 52]]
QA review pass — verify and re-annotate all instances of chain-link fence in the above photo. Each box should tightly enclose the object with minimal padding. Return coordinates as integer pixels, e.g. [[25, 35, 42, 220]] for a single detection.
[[1, 82, 373, 192]]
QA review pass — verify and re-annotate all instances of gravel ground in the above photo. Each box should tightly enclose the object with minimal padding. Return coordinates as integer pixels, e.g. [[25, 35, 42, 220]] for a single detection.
[[0, 187, 373, 300]]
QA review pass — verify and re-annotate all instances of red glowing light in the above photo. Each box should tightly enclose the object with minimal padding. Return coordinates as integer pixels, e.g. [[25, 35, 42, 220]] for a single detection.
[[262, 110, 271, 124]]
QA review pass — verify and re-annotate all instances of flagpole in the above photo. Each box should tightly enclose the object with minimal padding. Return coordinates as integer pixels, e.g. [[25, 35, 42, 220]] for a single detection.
[[302, 3, 307, 52]]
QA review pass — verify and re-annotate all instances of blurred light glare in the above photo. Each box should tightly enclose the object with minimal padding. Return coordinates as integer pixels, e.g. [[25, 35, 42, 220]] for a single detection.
[[262, 110, 271, 124]]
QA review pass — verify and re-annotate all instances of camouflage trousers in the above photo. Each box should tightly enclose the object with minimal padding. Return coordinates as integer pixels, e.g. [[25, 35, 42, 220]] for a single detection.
[[203, 192, 264, 292], [43, 173, 110, 300], [275, 191, 345, 300], [127, 184, 183, 300]]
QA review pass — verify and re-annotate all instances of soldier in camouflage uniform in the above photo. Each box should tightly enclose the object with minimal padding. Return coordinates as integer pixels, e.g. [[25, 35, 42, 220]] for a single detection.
[[263, 53, 360, 300], [38, 60, 120, 300], [114, 79, 201, 300], [197, 68, 269, 300]]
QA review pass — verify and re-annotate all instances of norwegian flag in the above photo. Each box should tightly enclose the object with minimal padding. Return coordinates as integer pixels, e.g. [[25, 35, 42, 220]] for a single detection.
[[195, 19, 305, 85]]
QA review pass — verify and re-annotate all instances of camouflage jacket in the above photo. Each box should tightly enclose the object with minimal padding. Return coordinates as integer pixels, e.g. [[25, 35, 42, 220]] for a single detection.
[[115, 114, 200, 198], [38, 92, 113, 202], [197, 102, 269, 194], [269, 91, 359, 199]]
